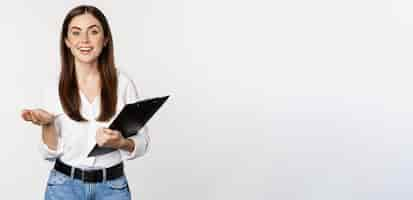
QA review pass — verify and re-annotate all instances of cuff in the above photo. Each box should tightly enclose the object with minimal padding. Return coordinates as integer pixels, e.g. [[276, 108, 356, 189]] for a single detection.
[[39, 140, 63, 161], [120, 131, 150, 161]]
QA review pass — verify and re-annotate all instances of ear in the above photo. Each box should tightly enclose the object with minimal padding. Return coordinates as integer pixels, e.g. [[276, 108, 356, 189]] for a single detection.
[[64, 38, 72, 48], [104, 38, 109, 47]]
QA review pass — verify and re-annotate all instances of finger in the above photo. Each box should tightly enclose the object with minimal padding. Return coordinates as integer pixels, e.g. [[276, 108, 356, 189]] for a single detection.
[[97, 128, 106, 136], [106, 134, 117, 141], [21, 110, 32, 121], [96, 131, 107, 146], [30, 112, 38, 123], [23, 115, 32, 122], [21, 109, 30, 117], [103, 128, 112, 134], [33, 113, 44, 125], [34, 110, 49, 125], [103, 132, 112, 140], [98, 129, 110, 139], [107, 131, 120, 141], [99, 136, 111, 147], [97, 140, 104, 147], [23, 109, 33, 118], [104, 128, 119, 136], [31, 120, 40, 126], [32, 120, 39, 125], [102, 130, 114, 138], [96, 131, 102, 140], [37, 108, 51, 116], [96, 130, 104, 141], [33, 113, 43, 123], [36, 109, 49, 120], [111, 129, 121, 135], [33, 112, 42, 124], [96, 136, 103, 146]]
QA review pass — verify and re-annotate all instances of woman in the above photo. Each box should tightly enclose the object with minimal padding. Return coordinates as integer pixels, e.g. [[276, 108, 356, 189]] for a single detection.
[[21, 5, 149, 200]]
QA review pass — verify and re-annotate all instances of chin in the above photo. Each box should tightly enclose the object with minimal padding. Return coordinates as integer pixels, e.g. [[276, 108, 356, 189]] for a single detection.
[[75, 56, 98, 65]]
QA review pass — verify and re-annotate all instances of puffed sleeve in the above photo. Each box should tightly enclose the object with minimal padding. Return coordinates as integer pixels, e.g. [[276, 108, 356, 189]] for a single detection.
[[38, 81, 64, 161], [119, 78, 150, 161]]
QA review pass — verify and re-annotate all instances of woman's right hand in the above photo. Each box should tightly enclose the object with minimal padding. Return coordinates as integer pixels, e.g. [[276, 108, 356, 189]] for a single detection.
[[21, 108, 55, 126]]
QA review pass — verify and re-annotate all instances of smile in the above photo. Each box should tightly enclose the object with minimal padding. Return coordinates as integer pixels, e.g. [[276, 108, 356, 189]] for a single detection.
[[78, 47, 93, 54]]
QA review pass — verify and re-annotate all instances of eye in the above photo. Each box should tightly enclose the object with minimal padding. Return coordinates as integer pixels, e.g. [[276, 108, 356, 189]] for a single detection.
[[71, 31, 80, 36], [91, 30, 99, 35]]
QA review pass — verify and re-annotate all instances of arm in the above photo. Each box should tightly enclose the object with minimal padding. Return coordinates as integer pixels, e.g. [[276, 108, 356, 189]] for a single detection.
[[119, 138, 135, 153], [42, 122, 59, 151], [120, 127, 150, 160], [96, 127, 150, 160], [22, 108, 63, 160], [121, 130, 150, 160]]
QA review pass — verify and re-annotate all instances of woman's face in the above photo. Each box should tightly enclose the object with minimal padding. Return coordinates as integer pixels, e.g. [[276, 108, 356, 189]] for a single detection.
[[65, 13, 107, 65]]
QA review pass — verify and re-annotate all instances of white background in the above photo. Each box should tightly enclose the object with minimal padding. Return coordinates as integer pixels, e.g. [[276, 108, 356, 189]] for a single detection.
[[2, 0, 413, 199]]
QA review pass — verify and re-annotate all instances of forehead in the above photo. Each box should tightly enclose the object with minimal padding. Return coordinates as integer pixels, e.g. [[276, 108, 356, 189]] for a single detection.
[[68, 13, 102, 29]]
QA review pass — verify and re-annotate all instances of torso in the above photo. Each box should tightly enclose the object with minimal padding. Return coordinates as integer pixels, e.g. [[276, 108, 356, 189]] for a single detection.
[[78, 76, 101, 104], [43, 69, 142, 168]]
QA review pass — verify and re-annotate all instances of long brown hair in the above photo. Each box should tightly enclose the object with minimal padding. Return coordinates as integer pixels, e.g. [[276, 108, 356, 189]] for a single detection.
[[59, 5, 118, 122]]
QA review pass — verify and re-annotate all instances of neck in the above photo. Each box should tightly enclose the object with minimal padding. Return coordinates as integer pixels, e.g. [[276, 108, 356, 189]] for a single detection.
[[75, 60, 100, 84]]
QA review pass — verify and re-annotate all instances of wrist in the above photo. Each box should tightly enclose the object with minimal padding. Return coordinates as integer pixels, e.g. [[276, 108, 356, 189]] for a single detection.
[[41, 115, 55, 127], [119, 138, 128, 149], [41, 122, 53, 128], [119, 138, 135, 153], [41, 120, 54, 127]]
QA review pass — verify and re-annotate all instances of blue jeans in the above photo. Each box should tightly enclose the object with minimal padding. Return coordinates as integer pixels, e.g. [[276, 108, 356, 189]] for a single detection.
[[45, 169, 131, 200]]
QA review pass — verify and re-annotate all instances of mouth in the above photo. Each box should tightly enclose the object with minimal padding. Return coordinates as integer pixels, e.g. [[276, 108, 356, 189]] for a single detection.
[[78, 47, 94, 55]]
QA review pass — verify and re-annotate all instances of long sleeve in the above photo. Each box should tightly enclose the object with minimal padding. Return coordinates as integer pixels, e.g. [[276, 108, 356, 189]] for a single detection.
[[120, 126, 150, 160], [119, 78, 151, 160], [38, 119, 63, 161]]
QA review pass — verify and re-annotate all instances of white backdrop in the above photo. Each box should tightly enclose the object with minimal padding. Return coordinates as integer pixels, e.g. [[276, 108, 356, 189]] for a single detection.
[[3, 0, 413, 199]]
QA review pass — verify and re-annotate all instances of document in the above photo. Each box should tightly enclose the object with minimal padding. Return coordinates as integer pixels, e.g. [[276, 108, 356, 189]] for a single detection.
[[88, 95, 169, 157]]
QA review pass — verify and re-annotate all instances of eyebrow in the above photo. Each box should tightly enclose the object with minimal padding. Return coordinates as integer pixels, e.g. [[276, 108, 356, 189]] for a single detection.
[[70, 24, 100, 31]]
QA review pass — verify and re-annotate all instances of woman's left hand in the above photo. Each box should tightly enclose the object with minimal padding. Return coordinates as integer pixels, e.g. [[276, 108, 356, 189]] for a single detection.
[[96, 128, 126, 149]]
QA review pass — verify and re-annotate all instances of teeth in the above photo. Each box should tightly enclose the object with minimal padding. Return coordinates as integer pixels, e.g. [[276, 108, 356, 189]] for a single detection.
[[79, 47, 92, 51]]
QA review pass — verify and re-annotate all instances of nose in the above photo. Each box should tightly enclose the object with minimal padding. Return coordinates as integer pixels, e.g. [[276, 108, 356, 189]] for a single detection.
[[80, 32, 90, 43]]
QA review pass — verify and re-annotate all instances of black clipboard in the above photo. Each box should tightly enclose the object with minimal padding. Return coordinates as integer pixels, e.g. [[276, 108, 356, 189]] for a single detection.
[[87, 95, 169, 157]]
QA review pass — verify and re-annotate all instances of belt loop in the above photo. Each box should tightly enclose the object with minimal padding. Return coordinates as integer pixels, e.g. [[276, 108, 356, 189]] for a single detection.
[[102, 168, 107, 182], [81, 170, 85, 182], [70, 167, 75, 179]]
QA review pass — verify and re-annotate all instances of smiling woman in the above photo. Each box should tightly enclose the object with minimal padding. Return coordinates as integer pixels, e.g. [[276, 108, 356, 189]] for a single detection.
[[60, 6, 117, 122], [20, 5, 150, 200], [65, 16, 107, 64]]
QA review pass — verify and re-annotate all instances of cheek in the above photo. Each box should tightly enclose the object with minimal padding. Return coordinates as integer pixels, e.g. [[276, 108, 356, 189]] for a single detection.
[[66, 37, 79, 47], [95, 39, 105, 48], [66, 41, 79, 54], [91, 35, 105, 45], [93, 41, 105, 54]]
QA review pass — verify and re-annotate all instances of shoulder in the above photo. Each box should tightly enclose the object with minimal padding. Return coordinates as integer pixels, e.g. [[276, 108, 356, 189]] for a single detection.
[[116, 68, 135, 89], [116, 68, 140, 103]]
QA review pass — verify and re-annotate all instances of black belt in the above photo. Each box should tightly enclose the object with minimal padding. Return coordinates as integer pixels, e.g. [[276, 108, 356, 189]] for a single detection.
[[54, 158, 124, 183]]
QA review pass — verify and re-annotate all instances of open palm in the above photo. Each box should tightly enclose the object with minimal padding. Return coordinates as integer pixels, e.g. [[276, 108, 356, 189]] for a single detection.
[[21, 108, 54, 126]]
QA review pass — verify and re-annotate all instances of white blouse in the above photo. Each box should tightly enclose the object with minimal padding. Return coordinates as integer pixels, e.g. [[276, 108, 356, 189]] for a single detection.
[[39, 69, 150, 169]]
